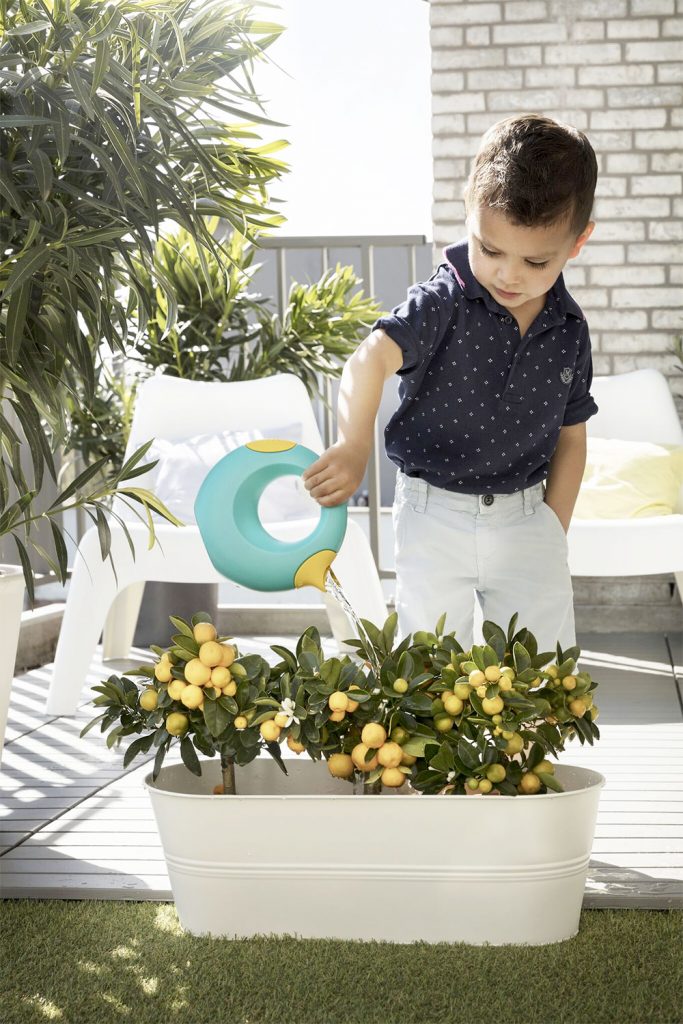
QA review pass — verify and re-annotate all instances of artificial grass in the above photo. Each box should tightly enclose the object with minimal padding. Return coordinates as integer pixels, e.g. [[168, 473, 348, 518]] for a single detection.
[[1, 902, 681, 1024]]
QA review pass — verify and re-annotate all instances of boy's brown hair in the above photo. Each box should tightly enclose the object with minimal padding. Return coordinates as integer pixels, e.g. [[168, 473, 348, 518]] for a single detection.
[[463, 114, 598, 237]]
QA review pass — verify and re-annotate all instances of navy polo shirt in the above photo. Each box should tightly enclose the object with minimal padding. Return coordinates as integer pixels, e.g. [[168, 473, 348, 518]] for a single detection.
[[373, 238, 598, 495]]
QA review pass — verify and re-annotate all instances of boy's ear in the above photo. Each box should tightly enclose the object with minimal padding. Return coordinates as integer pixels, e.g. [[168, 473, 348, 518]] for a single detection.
[[568, 221, 595, 259]]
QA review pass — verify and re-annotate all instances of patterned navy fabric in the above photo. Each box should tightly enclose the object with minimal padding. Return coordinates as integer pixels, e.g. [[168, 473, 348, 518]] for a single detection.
[[373, 238, 598, 494]]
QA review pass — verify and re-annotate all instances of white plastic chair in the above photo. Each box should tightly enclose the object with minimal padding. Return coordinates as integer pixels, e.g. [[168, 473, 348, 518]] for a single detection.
[[46, 374, 387, 715], [568, 368, 683, 601]]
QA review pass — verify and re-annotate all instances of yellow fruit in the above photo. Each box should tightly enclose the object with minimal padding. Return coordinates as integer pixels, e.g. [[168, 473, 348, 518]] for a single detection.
[[234, 715, 248, 730], [328, 753, 354, 779], [329, 710, 346, 722], [478, 779, 493, 794], [492, 714, 503, 724], [381, 767, 405, 788], [361, 723, 387, 749], [400, 751, 417, 767], [590, 706, 600, 721], [222, 681, 237, 697], [469, 669, 486, 686], [198, 641, 223, 668], [168, 678, 187, 701], [482, 695, 504, 715], [499, 666, 515, 679], [193, 622, 217, 644], [328, 691, 349, 712], [213, 784, 225, 795], [287, 735, 306, 754], [434, 714, 455, 733], [454, 682, 472, 700], [211, 666, 232, 688], [486, 764, 506, 783], [184, 659, 212, 686], [484, 665, 501, 682], [260, 720, 281, 742], [351, 743, 379, 772], [139, 688, 159, 711], [166, 712, 189, 736], [391, 726, 409, 745], [532, 759, 555, 776], [569, 698, 588, 717], [392, 678, 409, 694], [377, 741, 403, 768], [518, 772, 542, 794], [501, 730, 514, 740], [546, 665, 559, 678], [465, 778, 479, 791], [274, 712, 289, 728], [499, 677, 513, 692], [154, 662, 172, 683], [219, 643, 236, 667], [180, 684, 204, 710], [346, 686, 360, 712], [505, 733, 525, 755], [443, 695, 464, 716], [562, 675, 577, 691], [475, 685, 486, 699]]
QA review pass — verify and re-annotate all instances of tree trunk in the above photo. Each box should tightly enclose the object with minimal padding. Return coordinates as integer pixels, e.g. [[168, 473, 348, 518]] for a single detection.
[[220, 753, 236, 795]]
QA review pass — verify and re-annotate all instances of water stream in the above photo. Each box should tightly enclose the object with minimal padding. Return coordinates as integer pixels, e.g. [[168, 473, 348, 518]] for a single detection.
[[325, 568, 383, 682]]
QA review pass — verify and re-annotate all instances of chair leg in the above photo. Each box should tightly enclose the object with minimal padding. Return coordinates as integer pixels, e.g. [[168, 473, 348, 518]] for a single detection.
[[324, 519, 388, 650], [102, 582, 146, 660], [674, 572, 683, 610]]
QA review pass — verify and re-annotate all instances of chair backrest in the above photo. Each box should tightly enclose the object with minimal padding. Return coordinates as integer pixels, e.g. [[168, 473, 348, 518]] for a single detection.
[[588, 369, 683, 445]]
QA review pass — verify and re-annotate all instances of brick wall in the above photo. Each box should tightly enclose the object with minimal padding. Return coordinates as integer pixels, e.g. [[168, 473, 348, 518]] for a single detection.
[[429, 0, 683, 628], [430, 0, 683, 411]]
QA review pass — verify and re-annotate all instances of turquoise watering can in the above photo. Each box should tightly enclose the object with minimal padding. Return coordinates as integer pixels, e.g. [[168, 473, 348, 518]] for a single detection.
[[194, 440, 348, 592]]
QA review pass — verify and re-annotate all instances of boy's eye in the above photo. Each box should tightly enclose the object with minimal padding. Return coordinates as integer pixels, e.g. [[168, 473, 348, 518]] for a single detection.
[[478, 242, 549, 269]]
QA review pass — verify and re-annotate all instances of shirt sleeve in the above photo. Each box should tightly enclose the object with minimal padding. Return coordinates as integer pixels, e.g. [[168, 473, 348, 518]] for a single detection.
[[372, 268, 455, 377], [563, 321, 599, 426]]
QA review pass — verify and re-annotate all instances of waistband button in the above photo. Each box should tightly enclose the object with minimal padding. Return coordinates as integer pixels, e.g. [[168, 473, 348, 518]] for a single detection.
[[482, 494, 494, 506]]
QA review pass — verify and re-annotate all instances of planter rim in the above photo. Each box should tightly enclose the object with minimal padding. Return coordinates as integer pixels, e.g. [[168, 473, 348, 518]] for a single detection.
[[145, 761, 605, 801]]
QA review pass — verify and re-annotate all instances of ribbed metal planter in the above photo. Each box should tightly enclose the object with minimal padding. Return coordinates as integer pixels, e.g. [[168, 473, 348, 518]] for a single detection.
[[146, 757, 604, 946]]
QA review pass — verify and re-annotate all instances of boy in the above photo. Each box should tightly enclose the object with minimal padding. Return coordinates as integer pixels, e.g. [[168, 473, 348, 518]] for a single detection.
[[303, 114, 599, 653]]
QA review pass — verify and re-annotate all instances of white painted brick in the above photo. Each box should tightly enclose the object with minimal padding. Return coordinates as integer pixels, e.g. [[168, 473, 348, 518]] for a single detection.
[[635, 129, 683, 149], [434, 178, 465, 201], [652, 309, 683, 328], [467, 69, 524, 89], [506, 45, 543, 65], [433, 135, 481, 158], [606, 153, 648, 173], [626, 41, 682, 62], [651, 151, 683, 171], [570, 21, 607, 41], [607, 19, 661, 39], [631, 174, 683, 195], [587, 133, 633, 157], [662, 17, 683, 34], [600, 334, 669, 353], [628, 243, 683, 263], [493, 21, 564, 43], [591, 109, 667, 130], [563, 266, 587, 286], [671, 108, 683, 127], [434, 227, 464, 249], [578, 64, 654, 85], [432, 49, 506, 70], [607, 85, 683, 107], [612, 287, 683, 308], [594, 177, 628, 197], [430, 27, 465, 48], [561, 88, 606, 107], [649, 221, 683, 240], [434, 158, 470, 180], [525, 67, 575, 87], [504, 1, 549, 20], [465, 25, 491, 45], [568, 287, 609, 307], [593, 220, 646, 241], [432, 84, 466, 110], [614, 354, 680, 373], [673, 198, 683, 217], [657, 63, 683, 82], [596, 197, 671, 218], [430, 3, 502, 26], [572, 0, 627, 14], [487, 88, 557, 111], [434, 200, 467, 221], [588, 309, 648, 329], [544, 43, 621, 63], [435, 94, 485, 115], [543, 108, 589, 129], [630, 0, 674, 11], [582, 244, 625, 264], [591, 266, 667, 286], [432, 114, 469, 135], [669, 266, 683, 283], [591, 354, 613, 375]]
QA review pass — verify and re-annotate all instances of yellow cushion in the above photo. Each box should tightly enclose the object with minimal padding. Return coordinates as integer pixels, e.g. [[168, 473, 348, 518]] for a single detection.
[[574, 438, 683, 519]]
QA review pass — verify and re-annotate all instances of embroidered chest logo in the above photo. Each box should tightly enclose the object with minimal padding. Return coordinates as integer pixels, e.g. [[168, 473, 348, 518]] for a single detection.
[[560, 367, 574, 385]]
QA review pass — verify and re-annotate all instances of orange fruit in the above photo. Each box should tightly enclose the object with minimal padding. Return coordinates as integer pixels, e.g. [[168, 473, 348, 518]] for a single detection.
[[351, 743, 379, 772], [260, 720, 281, 742], [139, 688, 159, 711], [193, 622, 217, 644], [166, 712, 189, 736], [198, 641, 223, 668], [328, 692, 349, 712], [381, 767, 405, 788], [361, 723, 387, 749], [328, 753, 354, 779], [377, 742, 403, 768], [184, 659, 212, 686]]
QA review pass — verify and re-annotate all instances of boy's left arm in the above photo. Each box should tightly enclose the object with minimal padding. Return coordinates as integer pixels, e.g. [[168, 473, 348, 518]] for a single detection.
[[543, 422, 587, 533]]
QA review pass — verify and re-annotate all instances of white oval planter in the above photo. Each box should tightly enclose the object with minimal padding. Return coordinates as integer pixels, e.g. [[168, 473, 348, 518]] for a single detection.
[[146, 757, 604, 946], [0, 565, 25, 765]]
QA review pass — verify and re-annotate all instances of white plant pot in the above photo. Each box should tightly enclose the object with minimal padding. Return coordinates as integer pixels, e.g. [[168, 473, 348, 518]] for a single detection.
[[0, 565, 25, 765], [146, 757, 604, 946]]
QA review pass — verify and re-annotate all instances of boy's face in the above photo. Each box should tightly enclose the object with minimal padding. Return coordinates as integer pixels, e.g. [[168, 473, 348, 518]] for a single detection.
[[466, 206, 594, 315]]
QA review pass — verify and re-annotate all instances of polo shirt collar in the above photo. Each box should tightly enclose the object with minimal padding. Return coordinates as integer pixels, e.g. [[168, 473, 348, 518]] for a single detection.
[[442, 238, 584, 322]]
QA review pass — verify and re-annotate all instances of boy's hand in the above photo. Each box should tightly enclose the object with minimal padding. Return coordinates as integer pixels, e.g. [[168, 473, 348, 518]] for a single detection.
[[302, 441, 368, 507]]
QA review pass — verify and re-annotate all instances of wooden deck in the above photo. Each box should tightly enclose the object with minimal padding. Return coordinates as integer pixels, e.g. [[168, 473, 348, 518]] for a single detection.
[[1, 631, 682, 909]]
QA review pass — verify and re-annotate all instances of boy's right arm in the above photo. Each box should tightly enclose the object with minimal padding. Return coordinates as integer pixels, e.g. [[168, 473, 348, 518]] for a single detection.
[[302, 329, 403, 506]]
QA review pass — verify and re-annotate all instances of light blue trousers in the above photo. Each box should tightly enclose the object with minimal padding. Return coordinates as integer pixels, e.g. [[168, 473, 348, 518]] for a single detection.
[[392, 473, 576, 654]]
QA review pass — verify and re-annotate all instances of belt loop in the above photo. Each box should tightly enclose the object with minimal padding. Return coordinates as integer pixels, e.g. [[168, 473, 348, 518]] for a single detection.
[[413, 478, 428, 514], [522, 485, 535, 516]]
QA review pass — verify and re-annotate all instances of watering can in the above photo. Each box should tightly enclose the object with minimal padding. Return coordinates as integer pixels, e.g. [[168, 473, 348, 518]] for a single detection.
[[194, 440, 348, 592]]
